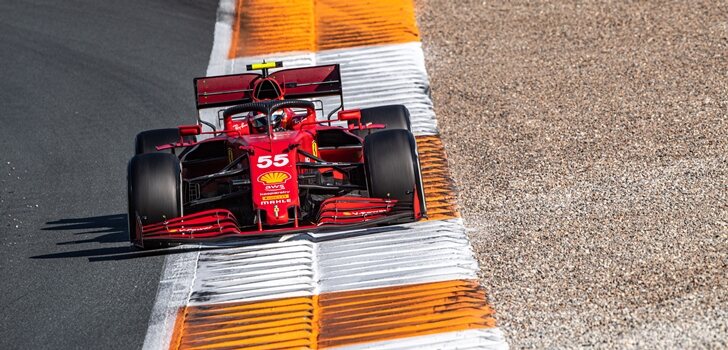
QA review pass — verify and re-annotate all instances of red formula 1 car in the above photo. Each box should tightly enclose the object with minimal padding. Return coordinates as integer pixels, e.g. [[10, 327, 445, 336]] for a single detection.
[[127, 62, 426, 248]]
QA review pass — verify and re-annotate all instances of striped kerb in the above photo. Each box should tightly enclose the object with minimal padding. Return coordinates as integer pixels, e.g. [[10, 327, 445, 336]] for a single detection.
[[151, 0, 509, 349], [170, 280, 495, 349], [228, 0, 419, 57], [416, 136, 459, 221]]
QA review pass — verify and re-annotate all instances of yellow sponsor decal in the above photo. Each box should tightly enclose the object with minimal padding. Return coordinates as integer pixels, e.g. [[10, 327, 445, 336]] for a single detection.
[[312, 140, 318, 157], [262, 194, 290, 201]]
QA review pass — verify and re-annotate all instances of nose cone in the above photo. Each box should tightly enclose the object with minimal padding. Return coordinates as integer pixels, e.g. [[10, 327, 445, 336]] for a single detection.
[[264, 204, 290, 225]]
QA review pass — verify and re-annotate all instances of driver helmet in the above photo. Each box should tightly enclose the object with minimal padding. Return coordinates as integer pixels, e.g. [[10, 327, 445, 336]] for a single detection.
[[249, 110, 286, 133]]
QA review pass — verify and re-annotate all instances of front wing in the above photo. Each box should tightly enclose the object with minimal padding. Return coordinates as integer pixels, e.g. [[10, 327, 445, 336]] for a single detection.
[[137, 197, 418, 245]]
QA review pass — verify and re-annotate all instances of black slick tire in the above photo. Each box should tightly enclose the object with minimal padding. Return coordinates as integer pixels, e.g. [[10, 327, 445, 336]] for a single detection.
[[127, 152, 182, 248], [135, 128, 193, 155], [363, 129, 425, 218], [352, 105, 411, 137]]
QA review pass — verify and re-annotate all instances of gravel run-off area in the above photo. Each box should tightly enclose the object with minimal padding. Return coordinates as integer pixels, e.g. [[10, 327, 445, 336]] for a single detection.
[[417, 1, 727, 348]]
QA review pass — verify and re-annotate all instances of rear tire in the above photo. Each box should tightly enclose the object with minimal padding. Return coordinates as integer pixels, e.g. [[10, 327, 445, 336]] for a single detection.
[[135, 128, 193, 155], [127, 152, 182, 248], [364, 129, 424, 217], [352, 105, 411, 137]]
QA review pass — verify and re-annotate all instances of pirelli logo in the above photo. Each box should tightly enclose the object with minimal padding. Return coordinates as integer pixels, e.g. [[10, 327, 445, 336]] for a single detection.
[[262, 194, 289, 201]]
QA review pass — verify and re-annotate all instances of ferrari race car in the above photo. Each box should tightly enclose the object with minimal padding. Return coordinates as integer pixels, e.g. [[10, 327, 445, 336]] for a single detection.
[[127, 62, 426, 248]]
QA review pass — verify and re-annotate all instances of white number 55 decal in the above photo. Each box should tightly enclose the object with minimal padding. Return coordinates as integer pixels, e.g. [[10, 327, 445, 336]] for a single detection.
[[257, 154, 289, 168]]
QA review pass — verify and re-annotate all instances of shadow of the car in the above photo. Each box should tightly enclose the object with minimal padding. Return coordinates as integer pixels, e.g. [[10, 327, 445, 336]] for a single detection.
[[42, 214, 128, 245], [32, 214, 215, 261]]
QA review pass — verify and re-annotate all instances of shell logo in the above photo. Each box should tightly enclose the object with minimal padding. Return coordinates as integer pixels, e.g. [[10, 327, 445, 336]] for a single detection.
[[257, 171, 291, 185]]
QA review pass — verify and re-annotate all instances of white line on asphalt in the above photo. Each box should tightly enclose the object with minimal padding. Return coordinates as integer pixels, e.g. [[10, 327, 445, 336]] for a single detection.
[[141, 247, 199, 350]]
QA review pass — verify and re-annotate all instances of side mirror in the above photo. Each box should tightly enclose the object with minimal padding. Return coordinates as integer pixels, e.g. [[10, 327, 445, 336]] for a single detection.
[[338, 109, 361, 122], [178, 124, 201, 137]]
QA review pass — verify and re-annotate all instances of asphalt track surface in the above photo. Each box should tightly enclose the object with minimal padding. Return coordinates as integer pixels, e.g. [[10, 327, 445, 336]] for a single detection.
[[0, 1, 216, 348]]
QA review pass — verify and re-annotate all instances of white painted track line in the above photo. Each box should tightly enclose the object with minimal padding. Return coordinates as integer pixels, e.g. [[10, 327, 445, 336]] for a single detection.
[[142, 248, 199, 350], [335, 329, 508, 350]]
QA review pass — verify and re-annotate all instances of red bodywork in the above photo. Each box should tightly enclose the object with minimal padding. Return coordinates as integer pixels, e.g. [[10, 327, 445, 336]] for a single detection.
[[132, 64, 422, 246]]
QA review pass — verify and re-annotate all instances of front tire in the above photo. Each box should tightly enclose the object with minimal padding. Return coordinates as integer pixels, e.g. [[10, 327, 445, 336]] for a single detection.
[[363, 129, 425, 217], [135, 128, 192, 155], [352, 105, 411, 137], [127, 152, 182, 248]]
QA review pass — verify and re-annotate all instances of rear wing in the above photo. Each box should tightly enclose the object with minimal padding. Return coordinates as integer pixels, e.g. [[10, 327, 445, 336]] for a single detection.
[[271, 65, 342, 100], [194, 64, 342, 110], [193, 73, 259, 109]]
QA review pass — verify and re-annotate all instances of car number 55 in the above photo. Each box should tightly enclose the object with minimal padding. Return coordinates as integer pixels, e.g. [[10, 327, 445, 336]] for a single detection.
[[257, 154, 289, 168]]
